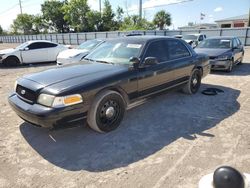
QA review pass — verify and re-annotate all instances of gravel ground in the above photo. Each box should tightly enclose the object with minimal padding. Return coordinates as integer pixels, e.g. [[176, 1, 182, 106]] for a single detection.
[[0, 43, 250, 188]]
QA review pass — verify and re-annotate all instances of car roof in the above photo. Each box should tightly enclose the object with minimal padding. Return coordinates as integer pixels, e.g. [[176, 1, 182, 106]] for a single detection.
[[105, 36, 176, 43], [26, 40, 57, 44], [207, 36, 235, 40]]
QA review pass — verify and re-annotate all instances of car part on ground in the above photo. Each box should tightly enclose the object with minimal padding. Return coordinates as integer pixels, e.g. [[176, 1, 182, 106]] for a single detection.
[[201, 88, 224, 96]]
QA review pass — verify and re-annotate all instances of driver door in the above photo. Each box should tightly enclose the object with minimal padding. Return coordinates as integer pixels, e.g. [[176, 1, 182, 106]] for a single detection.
[[21, 42, 49, 63]]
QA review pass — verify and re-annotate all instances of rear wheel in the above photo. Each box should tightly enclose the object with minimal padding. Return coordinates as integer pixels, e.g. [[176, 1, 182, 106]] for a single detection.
[[3, 56, 20, 67], [182, 69, 201, 94], [87, 90, 126, 133]]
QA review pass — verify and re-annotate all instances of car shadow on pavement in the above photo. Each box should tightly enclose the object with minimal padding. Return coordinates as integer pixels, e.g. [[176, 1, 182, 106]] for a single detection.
[[211, 62, 250, 76], [0, 62, 56, 69], [19, 83, 240, 172]]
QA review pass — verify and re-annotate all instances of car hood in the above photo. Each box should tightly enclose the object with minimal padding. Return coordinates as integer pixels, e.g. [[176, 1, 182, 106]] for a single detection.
[[194, 48, 231, 57], [57, 49, 89, 58], [0, 48, 16, 54], [23, 61, 128, 93]]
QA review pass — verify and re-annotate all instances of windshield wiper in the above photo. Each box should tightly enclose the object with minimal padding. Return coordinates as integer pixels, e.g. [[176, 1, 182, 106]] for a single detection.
[[94, 60, 114, 65]]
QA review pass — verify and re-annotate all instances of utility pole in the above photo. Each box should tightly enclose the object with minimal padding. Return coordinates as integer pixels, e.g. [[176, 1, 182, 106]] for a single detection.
[[248, 8, 250, 27], [19, 0, 23, 15], [139, 0, 142, 19], [99, 0, 101, 14]]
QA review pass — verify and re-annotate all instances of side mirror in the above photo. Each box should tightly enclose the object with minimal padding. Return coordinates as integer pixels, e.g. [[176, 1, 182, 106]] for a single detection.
[[129, 56, 140, 69], [20, 47, 29, 51], [143, 57, 158, 67]]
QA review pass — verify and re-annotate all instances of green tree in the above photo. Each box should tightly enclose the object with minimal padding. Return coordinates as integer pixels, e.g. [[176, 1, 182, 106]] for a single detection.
[[41, 0, 69, 33], [63, 0, 91, 32], [153, 10, 171, 30], [101, 0, 115, 31], [11, 14, 34, 34], [120, 15, 155, 30], [87, 11, 102, 31], [114, 6, 124, 30], [33, 15, 49, 34]]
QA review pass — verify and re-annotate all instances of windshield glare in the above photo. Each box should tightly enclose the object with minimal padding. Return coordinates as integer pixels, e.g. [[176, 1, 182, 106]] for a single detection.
[[15, 42, 29, 50], [85, 41, 142, 65], [78, 40, 101, 50], [182, 35, 197, 40], [197, 39, 231, 49]]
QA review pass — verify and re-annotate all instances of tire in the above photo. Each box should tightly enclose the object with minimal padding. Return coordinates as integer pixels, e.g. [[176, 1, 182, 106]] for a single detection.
[[226, 59, 233, 72], [87, 90, 126, 133], [238, 54, 244, 65], [182, 69, 201, 94], [3, 56, 20, 67]]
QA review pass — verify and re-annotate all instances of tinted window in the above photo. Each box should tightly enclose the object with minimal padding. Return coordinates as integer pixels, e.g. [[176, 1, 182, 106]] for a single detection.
[[28, 42, 57, 50], [144, 40, 168, 62], [44, 42, 57, 48], [167, 40, 190, 60], [236, 38, 242, 46]]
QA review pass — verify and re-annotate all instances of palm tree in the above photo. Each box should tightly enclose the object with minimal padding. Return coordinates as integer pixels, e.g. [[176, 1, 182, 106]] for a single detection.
[[153, 10, 171, 30]]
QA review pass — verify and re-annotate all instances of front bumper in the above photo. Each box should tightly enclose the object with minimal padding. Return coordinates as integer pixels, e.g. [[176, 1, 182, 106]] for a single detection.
[[8, 93, 87, 128], [209, 59, 231, 70]]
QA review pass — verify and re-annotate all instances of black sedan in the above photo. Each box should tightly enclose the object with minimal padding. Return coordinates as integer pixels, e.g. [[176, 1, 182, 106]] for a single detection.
[[195, 36, 244, 72], [9, 36, 210, 133]]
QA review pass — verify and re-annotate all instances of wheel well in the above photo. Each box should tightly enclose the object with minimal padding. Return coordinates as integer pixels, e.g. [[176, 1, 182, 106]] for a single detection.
[[5, 55, 21, 63], [194, 66, 203, 76], [95, 87, 129, 107]]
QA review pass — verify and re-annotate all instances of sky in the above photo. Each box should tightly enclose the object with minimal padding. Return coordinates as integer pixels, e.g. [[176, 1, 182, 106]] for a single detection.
[[0, 0, 249, 31]]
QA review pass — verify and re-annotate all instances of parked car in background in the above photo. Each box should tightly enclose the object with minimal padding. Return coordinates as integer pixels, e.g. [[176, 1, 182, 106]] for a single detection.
[[57, 39, 104, 66], [182, 34, 206, 48], [174, 35, 183, 39], [9, 36, 210, 133], [0, 40, 67, 66], [195, 36, 244, 72]]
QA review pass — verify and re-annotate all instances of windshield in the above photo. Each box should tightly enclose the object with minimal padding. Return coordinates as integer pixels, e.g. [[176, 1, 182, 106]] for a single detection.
[[182, 35, 197, 40], [197, 39, 231, 49], [85, 41, 143, 65], [78, 40, 102, 50], [15, 42, 29, 50]]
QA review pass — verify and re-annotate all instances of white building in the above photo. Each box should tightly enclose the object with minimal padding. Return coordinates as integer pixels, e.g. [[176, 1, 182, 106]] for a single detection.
[[178, 23, 218, 30], [215, 14, 249, 28]]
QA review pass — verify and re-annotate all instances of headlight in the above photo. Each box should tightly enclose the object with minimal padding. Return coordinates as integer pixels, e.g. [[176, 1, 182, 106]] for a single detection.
[[216, 56, 230, 61], [37, 94, 83, 108]]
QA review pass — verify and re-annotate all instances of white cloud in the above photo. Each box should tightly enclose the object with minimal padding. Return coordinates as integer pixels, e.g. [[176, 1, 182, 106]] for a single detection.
[[214, 7, 223, 12]]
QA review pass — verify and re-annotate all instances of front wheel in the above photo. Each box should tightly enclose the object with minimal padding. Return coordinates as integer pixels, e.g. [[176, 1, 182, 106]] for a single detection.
[[87, 90, 126, 133], [182, 69, 201, 94], [226, 60, 233, 72]]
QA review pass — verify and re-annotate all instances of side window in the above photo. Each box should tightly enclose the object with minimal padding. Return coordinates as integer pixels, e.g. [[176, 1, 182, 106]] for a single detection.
[[236, 38, 242, 46], [144, 40, 168, 62], [28, 42, 47, 50], [44, 42, 58, 48], [232, 39, 238, 48], [204, 35, 206, 39], [167, 40, 191, 60]]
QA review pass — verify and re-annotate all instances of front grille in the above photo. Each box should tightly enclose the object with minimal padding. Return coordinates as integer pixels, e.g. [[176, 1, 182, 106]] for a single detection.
[[16, 85, 37, 103]]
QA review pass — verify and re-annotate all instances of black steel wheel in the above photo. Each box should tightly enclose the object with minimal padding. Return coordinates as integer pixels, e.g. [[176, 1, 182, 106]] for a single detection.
[[182, 69, 201, 94], [87, 90, 126, 133]]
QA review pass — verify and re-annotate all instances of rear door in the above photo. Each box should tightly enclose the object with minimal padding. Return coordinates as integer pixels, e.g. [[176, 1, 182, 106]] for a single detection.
[[138, 39, 175, 96], [45, 42, 60, 61], [21, 42, 49, 63], [167, 39, 194, 80]]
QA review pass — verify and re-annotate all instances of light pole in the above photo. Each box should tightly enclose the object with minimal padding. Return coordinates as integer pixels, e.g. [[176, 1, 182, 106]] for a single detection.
[[139, 0, 142, 19], [99, 0, 101, 13]]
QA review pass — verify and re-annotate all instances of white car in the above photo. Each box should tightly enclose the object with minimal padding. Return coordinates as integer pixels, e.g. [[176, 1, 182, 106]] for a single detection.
[[182, 34, 206, 48], [57, 39, 104, 66], [0, 40, 67, 66]]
